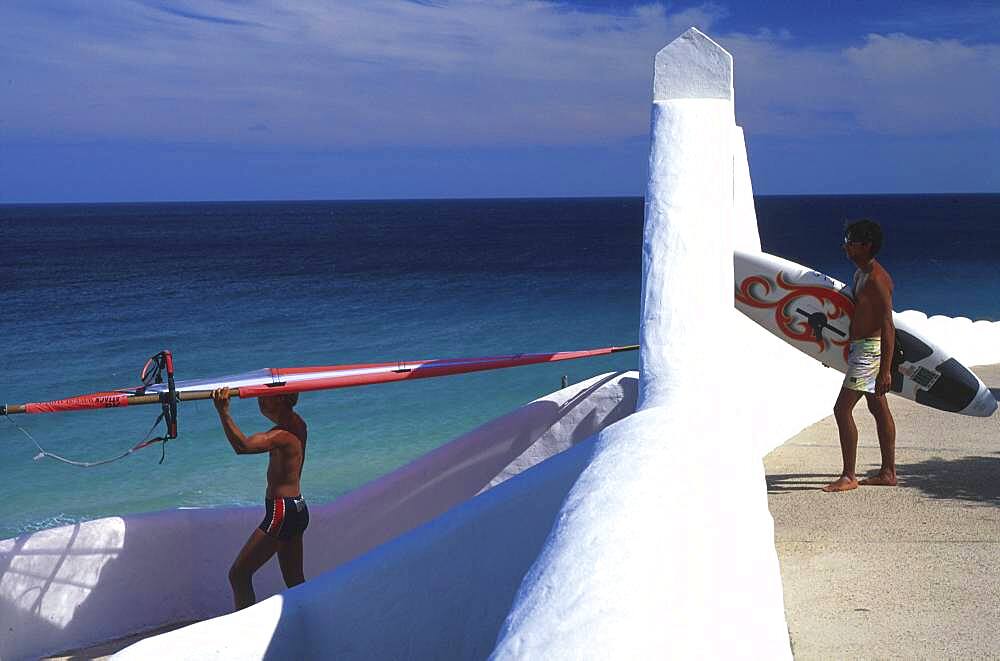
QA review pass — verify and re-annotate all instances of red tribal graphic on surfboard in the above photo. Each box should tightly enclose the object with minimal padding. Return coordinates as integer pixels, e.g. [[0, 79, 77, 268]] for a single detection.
[[736, 271, 854, 361]]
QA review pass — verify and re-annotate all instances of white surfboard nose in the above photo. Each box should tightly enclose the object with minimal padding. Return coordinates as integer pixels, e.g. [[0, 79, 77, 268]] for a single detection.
[[965, 386, 998, 417]]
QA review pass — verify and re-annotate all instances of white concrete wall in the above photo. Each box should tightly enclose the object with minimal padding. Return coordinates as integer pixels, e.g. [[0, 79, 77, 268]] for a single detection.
[[0, 372, 637, 661], [730, 117, 844, 457], [116, 422, 615, 660], [492, 28, 793, 659], [897, 311, 1000, 368]]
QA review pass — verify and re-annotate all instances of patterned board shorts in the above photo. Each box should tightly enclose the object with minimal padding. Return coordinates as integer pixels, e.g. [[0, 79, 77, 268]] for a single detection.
[[843, 337, 881, 393]]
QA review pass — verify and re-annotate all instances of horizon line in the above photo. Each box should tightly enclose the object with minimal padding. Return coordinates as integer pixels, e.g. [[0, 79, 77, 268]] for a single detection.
[[4, 191, 1000, 207]]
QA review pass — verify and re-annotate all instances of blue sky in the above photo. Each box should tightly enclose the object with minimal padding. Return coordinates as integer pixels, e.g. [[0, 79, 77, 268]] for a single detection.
[[2, 0, 998, 202]]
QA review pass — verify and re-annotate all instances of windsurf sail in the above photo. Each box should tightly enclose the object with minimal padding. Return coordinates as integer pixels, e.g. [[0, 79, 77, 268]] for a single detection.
[[3, 345, 638, 466]]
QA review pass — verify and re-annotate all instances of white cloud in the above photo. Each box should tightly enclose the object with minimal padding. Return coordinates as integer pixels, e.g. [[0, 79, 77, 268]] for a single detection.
[[1, 1, 998, 148], [843, 33, 1000, 132], [729, 31, 1000, 136], [0, 1, 718, 146]]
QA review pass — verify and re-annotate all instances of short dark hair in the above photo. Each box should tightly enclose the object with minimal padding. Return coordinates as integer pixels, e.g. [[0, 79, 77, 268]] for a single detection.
[[260, 393, 298, 408], [844, 218, 883, 255]]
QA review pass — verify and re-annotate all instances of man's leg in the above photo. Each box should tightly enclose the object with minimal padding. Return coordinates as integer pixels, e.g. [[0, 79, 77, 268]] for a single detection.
[[229, 529, 280, 610], [824, 387, 864, 492], [860, 393, 897, 486], [277, 535, 305, 588]]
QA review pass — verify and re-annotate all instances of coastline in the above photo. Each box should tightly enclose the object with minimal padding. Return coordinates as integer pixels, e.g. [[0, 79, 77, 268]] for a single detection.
[[767, 363, 1000, 658]]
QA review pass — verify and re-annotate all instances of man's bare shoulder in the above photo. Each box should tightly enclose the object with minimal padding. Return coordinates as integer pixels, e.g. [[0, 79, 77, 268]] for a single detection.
[[264, 426, 305, 448], [873, 261, 894, 291]]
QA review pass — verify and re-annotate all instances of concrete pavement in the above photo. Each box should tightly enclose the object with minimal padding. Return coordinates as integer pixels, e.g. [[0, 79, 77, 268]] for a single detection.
[[766, 364, 1000, 659]]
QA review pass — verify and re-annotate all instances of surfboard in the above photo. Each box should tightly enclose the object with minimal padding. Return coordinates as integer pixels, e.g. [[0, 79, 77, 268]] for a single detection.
[[734, 249, 997, 417]]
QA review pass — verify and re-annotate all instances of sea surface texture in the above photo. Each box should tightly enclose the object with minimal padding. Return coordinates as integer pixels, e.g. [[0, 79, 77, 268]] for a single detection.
[[1, 195, 997, 539]]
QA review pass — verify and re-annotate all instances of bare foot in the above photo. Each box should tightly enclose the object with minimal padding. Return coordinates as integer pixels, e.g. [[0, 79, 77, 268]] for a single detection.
[[822, 476, 859, 492], [860, 473, 897, 487]]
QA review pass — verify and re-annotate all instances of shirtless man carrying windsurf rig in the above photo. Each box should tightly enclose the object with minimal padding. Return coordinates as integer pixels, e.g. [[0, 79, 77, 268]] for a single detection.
[[212, 387, 309, 609]]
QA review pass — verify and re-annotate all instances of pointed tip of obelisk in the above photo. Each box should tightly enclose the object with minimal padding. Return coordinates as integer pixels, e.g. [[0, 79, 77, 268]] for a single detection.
[[653, 27, 733, 102]]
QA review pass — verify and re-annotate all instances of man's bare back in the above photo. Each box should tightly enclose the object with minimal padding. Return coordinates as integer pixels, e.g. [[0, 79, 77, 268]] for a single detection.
[[213, 388, 307, 497], [263, 415, 307, 499]]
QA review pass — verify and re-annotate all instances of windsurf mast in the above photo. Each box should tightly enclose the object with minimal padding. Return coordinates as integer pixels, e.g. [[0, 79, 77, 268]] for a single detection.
[[3, 344, 637, 466], [3, 345, 639, 415]]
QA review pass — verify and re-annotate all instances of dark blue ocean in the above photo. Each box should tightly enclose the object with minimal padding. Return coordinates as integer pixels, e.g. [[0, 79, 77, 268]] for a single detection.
[[1, 195, 998, 540]]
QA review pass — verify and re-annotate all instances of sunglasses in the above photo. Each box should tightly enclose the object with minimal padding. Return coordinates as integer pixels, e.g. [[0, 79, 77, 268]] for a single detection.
[[843, 236, 866, 245]]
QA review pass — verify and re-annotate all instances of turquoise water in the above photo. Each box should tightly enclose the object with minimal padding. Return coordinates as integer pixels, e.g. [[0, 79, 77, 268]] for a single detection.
[[2, 195, 999, 540], [0, 198, 641, 539]]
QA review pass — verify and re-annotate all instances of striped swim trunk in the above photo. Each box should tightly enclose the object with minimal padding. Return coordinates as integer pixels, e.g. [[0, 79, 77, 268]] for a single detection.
[[844, 337, 881, 393], [259, 495, 309, 540]]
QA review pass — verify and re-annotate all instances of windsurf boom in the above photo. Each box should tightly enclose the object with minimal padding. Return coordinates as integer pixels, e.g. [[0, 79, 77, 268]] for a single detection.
[[2, 345, 638, 466]]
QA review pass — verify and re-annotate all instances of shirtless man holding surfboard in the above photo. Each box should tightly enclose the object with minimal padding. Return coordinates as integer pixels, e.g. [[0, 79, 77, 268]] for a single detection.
[[823, 219, 898, 492]]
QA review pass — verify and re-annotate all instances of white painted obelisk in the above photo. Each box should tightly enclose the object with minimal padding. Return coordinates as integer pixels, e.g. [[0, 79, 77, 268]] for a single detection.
[[492, 29, 792, 658], [638, 28, 737, 411]]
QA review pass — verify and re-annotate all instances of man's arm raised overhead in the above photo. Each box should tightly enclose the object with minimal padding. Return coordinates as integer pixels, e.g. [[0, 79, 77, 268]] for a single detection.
[[212, 387, 291, 455]]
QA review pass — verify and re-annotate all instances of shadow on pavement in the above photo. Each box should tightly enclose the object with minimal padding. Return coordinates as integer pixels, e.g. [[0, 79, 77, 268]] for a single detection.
[[766, 473, 834, 494], [897, 453, 1000, 506]]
